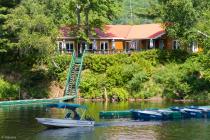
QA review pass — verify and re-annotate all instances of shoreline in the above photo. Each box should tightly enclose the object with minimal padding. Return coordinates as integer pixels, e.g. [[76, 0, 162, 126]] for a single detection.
[[76, 97, 210, 103], [1, 97, 210, 103]]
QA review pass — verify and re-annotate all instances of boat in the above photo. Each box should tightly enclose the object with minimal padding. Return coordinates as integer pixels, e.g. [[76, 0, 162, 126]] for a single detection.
[[187, 106, 210, 118], [157, 109, 182, 120], [99, 110, 132, 119], [170, 106, 204, 118], [132, 110, 163, 121], [36, 103, 95, 128]]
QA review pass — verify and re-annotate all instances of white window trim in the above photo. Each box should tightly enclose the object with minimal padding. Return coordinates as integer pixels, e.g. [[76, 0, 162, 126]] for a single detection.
[[130, 40, 138, 50], [57, 41, 63, 52], [192, 41, 198, 53], [65, 41, 74, 52], [100, 41, 109, 50], [172, 40, 180, 50]]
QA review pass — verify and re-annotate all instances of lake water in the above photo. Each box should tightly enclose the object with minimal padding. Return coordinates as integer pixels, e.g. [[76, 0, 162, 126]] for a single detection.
[[0, 101, 210, 140]]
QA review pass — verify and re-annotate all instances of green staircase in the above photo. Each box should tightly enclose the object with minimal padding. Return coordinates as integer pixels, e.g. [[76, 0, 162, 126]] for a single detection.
[[64, 50, 85, 97], [0, 51, 85, 106]]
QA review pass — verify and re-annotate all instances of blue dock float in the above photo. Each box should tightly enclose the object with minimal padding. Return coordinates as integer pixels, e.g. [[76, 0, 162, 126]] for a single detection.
[[101, 106, 210, 121]]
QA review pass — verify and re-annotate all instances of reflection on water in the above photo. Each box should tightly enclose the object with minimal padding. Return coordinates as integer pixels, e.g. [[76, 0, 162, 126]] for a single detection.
[[36, 127, 95, 140], [0, 101, 210, 140]]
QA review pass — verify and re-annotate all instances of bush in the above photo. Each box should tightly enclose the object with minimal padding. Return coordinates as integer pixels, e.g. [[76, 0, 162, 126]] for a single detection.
[[80, 50, 209, 101], [108, 88, 129, 101], [80, 70, 105, 99], [0, 78, 19, 99], [48, 54, 71, 81]]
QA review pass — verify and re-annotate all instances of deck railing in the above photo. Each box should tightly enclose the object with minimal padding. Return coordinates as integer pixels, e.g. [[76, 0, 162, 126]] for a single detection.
[[75, 50, 86, 97], [59, 49, 147, 55], [64, 51, 76, 96]]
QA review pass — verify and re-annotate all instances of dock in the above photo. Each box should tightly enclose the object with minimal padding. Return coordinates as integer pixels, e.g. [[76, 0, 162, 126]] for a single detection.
[[0, 96, 75, 106]]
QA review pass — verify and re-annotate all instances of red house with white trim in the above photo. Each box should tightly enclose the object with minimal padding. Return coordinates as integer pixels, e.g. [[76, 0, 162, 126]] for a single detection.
[[57, 23, 199, 55]]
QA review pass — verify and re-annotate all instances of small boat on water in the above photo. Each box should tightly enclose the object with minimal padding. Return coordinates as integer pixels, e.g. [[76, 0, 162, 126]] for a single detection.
[[170, 106, 204, 118], [157, 109, 182, 120], [187, 106, 210, 118], [132, 110, 163, 121], [36, 103, 95, 128]]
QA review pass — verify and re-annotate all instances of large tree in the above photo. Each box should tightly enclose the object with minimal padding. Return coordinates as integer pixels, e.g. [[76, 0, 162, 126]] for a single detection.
[[137, 0, 210, 48], [67, 0, 121, 42], [5, 0, 58, 64], [0, 0, 20, 52], [2, 0, 121, 64]]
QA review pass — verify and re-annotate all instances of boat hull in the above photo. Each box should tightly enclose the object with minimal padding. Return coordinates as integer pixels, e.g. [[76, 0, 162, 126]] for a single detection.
[[170, 107, 204, 118], [132, 110, 163, 121], [36, 118, 95, 128], [158, 110, 182, 120]]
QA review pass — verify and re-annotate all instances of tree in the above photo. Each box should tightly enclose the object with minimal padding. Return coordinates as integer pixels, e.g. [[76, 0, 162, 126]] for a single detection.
[[68, 0, 121, 42], [137, 0, 210, 48], [4, 0, 58, 64], [113, 0, 159, 24], [0, 0, 20, 52]]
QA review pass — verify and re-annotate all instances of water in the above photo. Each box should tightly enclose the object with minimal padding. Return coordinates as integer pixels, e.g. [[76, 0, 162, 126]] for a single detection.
[[0, 101, 210, 140]]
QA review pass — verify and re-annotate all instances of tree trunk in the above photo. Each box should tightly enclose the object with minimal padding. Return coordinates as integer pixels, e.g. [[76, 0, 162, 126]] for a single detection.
[[104, 87, 108, 102], [85, 9, 90, 37], [85, 9, 90, 48], [77, 8, 81, 27]]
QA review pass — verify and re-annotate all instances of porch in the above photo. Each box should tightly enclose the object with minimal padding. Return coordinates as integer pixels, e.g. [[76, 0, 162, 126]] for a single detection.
[[57, 37, 170, 56]]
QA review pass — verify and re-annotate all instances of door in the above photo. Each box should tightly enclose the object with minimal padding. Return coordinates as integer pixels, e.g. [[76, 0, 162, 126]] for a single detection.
[[78, 42, 86, 57]]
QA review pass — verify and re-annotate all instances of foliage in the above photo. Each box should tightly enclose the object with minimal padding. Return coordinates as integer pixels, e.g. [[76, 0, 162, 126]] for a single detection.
[[137, 0, 210, 49], [80, 70, 105, 99], [80, 50, 210, 100], [113, 0, 159, 24], [0, 77, 19, 99], [5, 0, 58, 64], [84, 50, 189, 73], [67, 0, 121, 42], [108, 88, 129, 101], [0, 0, 20, 52], [48, 54, 71, 81]]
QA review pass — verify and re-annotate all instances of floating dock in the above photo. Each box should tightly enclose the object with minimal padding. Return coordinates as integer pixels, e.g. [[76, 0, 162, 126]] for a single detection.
[[99, 110, 132, 119], [100, 106, 210, 121], [0, 96, 75, 106]]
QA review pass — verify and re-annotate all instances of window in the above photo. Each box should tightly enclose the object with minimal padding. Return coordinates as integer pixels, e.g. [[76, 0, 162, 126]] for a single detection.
[[65, 42, 74, 52], [89, 43, 93, 50], [159, 40, 164, 49], [189, 41, 198, 52], [130, 41, 137, 50], [172, 40, 180, 50], [100, 41, 109, 50]]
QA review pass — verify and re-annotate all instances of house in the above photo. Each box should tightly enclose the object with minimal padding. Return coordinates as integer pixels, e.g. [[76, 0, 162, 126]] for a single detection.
[[57, 23, 200, 56]]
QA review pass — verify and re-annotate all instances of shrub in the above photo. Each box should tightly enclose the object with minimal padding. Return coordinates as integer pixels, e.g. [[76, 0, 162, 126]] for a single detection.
[[48, 54, 71, 81], [80, 70, 105, 99], [108, 88, 129, 101], [0, 78, 19, 99]]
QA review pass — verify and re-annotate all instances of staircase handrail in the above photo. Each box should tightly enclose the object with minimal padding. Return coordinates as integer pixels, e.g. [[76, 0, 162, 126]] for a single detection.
[[75, 50, 86, 97], [64, 51, 76, 96]]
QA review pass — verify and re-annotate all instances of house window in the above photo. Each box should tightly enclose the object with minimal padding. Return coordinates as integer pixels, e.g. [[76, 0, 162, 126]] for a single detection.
[[190, 41, 198, 52], [172, 40, 180, 50], [89, 43, 93, 50], [65, 41, 74, 52], [130, 41, 137, 50], [159, 40, 164, 49], [100, 41, 109, 50]]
